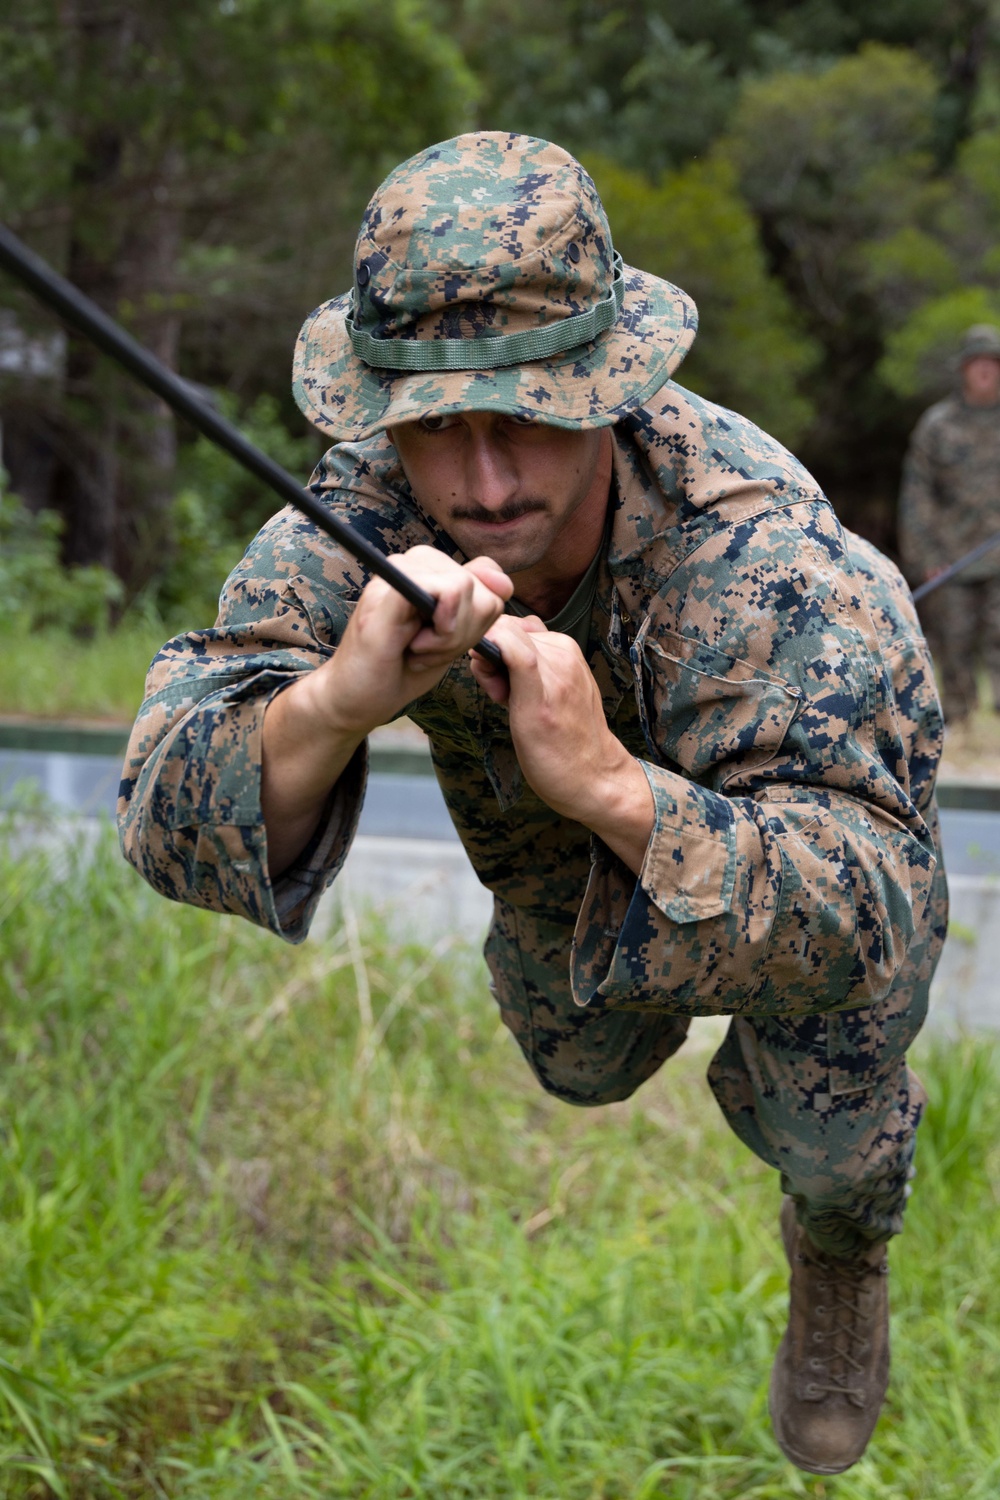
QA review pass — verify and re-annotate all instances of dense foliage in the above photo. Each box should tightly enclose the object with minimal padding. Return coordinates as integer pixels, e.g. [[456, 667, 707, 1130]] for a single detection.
[[2, 0, 1000, 617]]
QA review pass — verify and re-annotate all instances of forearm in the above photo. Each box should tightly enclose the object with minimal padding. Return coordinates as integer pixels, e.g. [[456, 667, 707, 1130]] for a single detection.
[[119, 662, 362, 941], [261, 547, 511, 877], [261, 670, 368, 878], [556, 740, 654, 876], [469, 614, 654, 870], [119, 520, 511, 934]]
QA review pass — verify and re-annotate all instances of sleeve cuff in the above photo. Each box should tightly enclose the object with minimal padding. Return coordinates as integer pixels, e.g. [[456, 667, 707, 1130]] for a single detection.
[[569, 764, 759, 1013], [637, 761, 737, 919], [121, 671, 370, 944]]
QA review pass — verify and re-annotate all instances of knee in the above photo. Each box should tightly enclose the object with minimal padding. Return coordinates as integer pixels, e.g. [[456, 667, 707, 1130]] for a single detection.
[[530, 1058, 646, 1107], [526, 1014, 688, 1106]]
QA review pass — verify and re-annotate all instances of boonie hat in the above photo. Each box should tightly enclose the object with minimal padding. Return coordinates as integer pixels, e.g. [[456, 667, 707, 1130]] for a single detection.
[[958, 323, 1000, 364], [293, 131, 697, 441]]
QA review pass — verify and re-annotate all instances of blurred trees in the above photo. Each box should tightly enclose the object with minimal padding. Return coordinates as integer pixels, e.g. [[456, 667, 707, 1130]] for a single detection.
[[448, 1, 1000, 544], [588, 155, 819, 448], [0, 0, 472, 595], [874, 125, 1000, 398], [443, 0, 998, 175], [723, 45, 943, 537], [2, 0, 1000, 614]]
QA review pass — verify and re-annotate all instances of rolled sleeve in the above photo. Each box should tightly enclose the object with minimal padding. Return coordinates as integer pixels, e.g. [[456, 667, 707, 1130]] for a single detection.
[[636, 762, 737, 921], [119, 668, 368, 942], [116, 494, 393, 938], [269, 737, 367, 937]]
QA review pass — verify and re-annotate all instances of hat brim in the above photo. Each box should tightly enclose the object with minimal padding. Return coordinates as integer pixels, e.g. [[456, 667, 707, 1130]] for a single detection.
[[292, 265, 697, 441]]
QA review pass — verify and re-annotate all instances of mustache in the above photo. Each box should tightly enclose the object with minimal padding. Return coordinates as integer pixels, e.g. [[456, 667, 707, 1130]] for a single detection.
[[449, 498, 548, 524]]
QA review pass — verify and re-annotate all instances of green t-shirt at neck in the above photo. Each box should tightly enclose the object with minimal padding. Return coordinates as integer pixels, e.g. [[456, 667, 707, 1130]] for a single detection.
[[505, 527, 606, 655]]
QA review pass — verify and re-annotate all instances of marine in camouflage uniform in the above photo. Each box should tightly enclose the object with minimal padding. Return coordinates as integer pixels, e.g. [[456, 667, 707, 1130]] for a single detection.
[[899, 323, 1000, 721], [118, 134, 945, 1475]]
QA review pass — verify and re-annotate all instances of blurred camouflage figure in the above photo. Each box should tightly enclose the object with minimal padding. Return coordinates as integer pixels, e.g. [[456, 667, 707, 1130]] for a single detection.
[[900, 323, 1000, 722], [119, 133, 946, 1476]]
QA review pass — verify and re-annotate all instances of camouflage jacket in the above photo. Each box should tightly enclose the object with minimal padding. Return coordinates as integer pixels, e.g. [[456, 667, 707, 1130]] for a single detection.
[[899, 395, 1000, 582], [119, 383, 944, 1019]]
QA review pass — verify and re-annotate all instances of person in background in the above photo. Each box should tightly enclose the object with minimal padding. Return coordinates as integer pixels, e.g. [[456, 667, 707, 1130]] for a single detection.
[[899, 323, 1000, 723]]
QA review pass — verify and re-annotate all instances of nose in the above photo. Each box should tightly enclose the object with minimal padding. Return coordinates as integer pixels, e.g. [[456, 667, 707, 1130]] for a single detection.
[[464, 428, 519, 513]]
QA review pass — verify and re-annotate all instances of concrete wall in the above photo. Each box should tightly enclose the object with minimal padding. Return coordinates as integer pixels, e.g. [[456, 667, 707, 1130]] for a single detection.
[[324, 836, 1000, 1034], [928, 873, 1000, 1032]]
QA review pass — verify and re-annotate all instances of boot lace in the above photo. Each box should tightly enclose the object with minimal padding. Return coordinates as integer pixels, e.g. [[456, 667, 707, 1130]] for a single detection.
[[798, 1245, 887, 1407]]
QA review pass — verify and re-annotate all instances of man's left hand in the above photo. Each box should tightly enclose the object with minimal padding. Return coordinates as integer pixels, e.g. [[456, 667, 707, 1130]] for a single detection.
[[470, 614, 654, 875]]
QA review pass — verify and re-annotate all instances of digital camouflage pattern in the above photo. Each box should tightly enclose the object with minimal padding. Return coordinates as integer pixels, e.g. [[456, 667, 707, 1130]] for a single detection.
[[709, 531, 946, 1256], [293, 132, 696, 441], [899, 392, 1000, 718], [119, 384, 945, 1259], [916, 576, 1000, 723], [899, 394, 1000, 584]]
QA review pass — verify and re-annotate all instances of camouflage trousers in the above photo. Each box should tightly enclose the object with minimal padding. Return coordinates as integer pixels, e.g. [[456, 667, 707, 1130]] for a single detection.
[[918, 575, 1000, 722], [486, 904, 930, 1261]]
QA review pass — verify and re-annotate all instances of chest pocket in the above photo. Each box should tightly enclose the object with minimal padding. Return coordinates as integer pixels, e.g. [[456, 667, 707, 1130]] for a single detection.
[[632, 619, 804, 790]]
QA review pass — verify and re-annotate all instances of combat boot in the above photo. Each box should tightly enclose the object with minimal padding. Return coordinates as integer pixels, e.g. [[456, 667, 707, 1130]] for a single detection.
[[769, 1196, 890, 1474]]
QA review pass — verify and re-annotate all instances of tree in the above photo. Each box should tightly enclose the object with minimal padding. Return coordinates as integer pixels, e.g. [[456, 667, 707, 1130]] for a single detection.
[[440, 0, 1000, 177], [723, 45, 942, 540], [740, 0, 1000, 166], [437, 0, 737, 176], [0, 0, 473, 596], [588, 154, 819, 448], [871, 123, 1000, 400]]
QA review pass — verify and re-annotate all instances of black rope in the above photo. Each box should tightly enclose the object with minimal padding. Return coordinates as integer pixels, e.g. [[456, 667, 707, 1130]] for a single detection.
[[911, 530, 1000, 603], [0, 222, 504, 671]]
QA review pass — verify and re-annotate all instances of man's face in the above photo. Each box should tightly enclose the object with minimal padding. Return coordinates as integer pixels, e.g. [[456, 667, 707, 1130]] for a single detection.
[[962, 355, 1000, 406], [387, 411, 609, 578]]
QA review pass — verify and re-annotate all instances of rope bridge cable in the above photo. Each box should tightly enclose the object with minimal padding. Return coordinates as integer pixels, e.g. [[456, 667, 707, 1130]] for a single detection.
[[0, 222, 505, 673], [911, 530, 1000, 603]]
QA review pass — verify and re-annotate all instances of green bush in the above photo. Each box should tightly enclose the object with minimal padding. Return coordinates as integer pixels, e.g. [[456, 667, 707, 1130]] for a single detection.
[[587, 154, 820, 448], [0, 614, 166, 720], [0, 479, 123, 635], [878, 286, 1000, 399]]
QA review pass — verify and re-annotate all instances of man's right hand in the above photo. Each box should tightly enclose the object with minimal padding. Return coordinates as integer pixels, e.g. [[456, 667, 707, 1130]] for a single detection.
[[261, 546, 510, 878], [308, 546, 511, 738]]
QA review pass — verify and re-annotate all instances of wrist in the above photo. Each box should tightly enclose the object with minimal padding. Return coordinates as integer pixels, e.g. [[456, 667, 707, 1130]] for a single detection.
[[297, 655, 377, 749], [261, 667, 370, 879], [571, 736, 636, 825], [576, 744, 655, 876]]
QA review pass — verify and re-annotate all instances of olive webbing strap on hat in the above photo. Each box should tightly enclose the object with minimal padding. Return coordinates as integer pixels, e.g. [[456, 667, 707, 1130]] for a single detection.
[[349, 255, 626, 371], [0, 221, 504, 672]]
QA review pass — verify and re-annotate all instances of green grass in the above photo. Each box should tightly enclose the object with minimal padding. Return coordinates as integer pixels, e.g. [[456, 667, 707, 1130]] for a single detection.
[[0, 622, 168, 723], [0, 818, 998, 1497]]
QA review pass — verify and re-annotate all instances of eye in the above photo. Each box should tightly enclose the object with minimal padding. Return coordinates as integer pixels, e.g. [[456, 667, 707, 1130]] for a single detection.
[[417, 413, 457, 433], [507, 413, 538, 427]]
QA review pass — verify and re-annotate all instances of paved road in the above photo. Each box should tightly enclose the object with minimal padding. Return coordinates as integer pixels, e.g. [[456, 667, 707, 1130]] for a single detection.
[[0, 752, 457, 840], [2, 749, 1000, 878]]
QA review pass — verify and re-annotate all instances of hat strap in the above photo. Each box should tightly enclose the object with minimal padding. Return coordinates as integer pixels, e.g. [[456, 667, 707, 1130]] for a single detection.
[[348, 254, 625, 372]]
